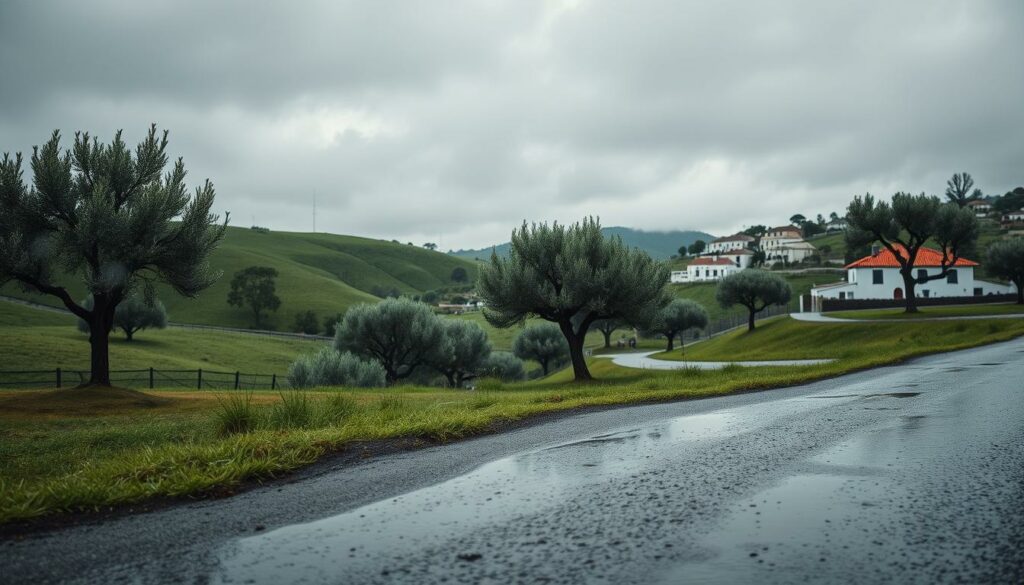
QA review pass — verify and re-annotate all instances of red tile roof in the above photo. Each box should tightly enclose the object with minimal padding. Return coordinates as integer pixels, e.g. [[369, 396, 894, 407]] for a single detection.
[[690, 257, 736, 266], [845, 245, 978, 269]]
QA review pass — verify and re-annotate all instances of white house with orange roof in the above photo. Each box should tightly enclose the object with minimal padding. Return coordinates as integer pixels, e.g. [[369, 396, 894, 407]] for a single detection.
[[810, 246, 1015, 301]]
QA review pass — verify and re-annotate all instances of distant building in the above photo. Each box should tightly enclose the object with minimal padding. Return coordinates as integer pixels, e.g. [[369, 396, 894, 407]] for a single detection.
[[761, 225, 816, 265], [966, 200, 992, 217], [1002, 209, 1024, 228], [810, 246, 1015, 301], [825, 219, 848, 232], [704, 233, 755, 255], [682, 256, 743, 282]]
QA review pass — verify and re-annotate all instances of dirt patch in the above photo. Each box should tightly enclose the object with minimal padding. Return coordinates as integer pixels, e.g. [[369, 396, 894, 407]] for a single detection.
[[0, 386, 192, 417]]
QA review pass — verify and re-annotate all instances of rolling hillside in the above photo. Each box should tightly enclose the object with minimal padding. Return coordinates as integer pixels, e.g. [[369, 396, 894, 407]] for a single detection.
[[451, 226, 715, 261], [0, 226, 478, 330]]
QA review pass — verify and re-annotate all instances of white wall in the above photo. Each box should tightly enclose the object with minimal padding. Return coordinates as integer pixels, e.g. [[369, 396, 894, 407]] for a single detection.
[[812, 267, 1013, 300]]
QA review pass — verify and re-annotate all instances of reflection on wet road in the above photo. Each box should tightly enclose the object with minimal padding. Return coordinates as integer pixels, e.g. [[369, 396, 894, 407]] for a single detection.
[[214, 342, 1024, 584]]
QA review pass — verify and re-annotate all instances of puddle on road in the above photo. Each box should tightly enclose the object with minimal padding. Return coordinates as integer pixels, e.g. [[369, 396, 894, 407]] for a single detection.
[[864, 392, 920, 399], [656, 474, 899, 584], [212, 411, 740, 584]]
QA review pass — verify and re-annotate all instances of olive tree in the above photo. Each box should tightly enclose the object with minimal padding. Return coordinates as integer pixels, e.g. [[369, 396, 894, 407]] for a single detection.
[[0, 126, 225, 386], [512, 323, 569, 376], [986, 239, 1024, 304], [945, 172, 982, 208], [846, 192, 979, 313], [334, 297, 443, 385], [716, 270, 791, 331], [644, 299, 708, 351], [591, 318, 625, 349], [479, 351, 527, 382], [478, 218, 670, 381], [77, 294, 168, 341], [429, 319, 492, 387]]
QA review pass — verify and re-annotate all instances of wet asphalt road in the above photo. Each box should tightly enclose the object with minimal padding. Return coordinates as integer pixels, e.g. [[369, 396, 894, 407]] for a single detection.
[[4, 339, 1024, 584]]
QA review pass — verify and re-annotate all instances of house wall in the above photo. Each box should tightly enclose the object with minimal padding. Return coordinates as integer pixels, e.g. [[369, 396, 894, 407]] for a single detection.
[[812, 267, 1014, 300], [819, 293, 1018, 312], [686, 263, 740, 282], [706, 240, 750, 254]]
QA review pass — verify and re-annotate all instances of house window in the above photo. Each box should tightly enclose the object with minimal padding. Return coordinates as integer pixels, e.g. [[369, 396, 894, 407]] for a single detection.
[[847, 292, 854, 299], [839, 292, 846, 300], [917, 269, 928, 282], [713, 269, 718, 277], [974, 287, 983, 296], [872, 269, 883, 284], [947, 270, 958, 284]]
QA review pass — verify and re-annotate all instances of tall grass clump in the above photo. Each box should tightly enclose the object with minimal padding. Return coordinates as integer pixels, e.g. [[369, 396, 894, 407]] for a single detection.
[[214, 392, 260, 435], [319, 393, 360, 426], [269, 391, 315, 429], [288, 347, 386, 389]]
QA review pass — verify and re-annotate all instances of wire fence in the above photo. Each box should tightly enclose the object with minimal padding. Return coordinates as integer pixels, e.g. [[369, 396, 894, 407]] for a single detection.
[[0, 368, 289, 390]]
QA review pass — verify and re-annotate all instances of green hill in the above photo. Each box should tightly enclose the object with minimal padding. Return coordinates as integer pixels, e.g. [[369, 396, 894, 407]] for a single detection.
[[0, 226, 478, 330], [451, 226, 715, 261]]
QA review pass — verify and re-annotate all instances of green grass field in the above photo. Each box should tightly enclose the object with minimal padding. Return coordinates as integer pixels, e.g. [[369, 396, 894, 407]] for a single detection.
[[827, 303, 1024, 321], [3, 315, 1024, 524], [0, 226, 478, 331]]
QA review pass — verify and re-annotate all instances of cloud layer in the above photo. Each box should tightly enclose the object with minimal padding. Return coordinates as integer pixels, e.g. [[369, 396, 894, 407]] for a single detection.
[[2, 0, 1021, 248]]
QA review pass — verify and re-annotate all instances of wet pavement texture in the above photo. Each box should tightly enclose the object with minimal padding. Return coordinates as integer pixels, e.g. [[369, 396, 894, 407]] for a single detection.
[[602, 350, 835, 370], [4, 339, 1024, 584]]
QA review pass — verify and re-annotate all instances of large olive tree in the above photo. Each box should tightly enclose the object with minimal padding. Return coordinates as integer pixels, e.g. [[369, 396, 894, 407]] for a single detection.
[[478, 218, 670, 381], [986, 239, 1024, 304], [846, 192, 979, 313], [0, 126, 226, 386], [429, 319, 492, 387], [716, 270, 791, 331]]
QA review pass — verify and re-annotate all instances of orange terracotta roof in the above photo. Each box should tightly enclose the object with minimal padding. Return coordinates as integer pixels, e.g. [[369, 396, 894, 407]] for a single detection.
[[712, 233, 754, 243], [690, 257, 736, 266], [845, 245, 978, 269]]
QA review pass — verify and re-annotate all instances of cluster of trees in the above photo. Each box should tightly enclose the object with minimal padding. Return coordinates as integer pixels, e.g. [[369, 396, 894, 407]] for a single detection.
[[290, 297, 529, 388], [76, 294, 168, 341], [679, 239, 707, 257], [788, 211, 843, 238]]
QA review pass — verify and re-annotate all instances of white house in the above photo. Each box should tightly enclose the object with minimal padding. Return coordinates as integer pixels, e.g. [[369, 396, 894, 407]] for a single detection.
[[825, 219, 848, 232], [705, 233, 754, 255], [761, 225, 817, 265], [1002, 209, 1024, 225], [683, 256, 742, 282], [966, 200, 992, 217], [810, 246, 1016, 302]]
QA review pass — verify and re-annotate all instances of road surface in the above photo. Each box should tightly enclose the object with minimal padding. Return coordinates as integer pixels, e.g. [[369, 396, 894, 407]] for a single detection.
[[4, 338, 1023, 584], [599, 350, 834, 370]]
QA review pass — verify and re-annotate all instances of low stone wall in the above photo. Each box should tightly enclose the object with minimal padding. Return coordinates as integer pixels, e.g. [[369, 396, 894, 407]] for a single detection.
[[819, 294, 1018, 313]]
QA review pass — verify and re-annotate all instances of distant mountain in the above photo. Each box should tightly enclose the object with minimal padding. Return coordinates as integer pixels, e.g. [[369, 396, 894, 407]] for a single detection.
[[450, 227, 716, 261]]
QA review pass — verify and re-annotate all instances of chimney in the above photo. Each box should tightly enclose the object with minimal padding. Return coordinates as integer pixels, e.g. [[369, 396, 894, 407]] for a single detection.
[[871, 244, 881, 256]]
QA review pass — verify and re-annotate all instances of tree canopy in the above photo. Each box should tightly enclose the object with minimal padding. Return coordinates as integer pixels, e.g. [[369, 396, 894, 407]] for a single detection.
[[334, 297, 444, 385], [428, 319, 491, 387], [716, 270, 791, 331], [986, 239, 1024, 304], [477, 217, 669, 380], [643, 299, 708, 351], [0, 126, 225, 385], [945, 172, 982, 208], [227, 266, 281, 327], [687, 239, 707, 256], [512, 323, 569, 376], [846, 192, 979, 312]]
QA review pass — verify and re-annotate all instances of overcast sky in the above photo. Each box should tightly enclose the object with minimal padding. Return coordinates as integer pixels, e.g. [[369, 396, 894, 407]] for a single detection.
[[1, 1, 1022, 249]]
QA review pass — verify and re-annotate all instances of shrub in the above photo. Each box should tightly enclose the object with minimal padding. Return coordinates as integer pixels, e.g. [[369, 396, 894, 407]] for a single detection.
[[479, 351, 527, 382], [288, 347, 386, 389], [294, 310, 319, 334], [512, 323, 569, 376], [213, 392, 259, 435]]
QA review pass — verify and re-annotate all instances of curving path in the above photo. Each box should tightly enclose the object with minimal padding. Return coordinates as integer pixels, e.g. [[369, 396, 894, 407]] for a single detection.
[[597, 351, 834, 370], [792, 311, 1024, 323]]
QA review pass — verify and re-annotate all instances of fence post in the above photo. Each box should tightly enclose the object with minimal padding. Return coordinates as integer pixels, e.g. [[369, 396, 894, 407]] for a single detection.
[[234, 371, 240, 390], [56, 367, 61, 389], [149, 367, 155, 389], [197, 368, 203, 390], [271, 374, 277, 390]]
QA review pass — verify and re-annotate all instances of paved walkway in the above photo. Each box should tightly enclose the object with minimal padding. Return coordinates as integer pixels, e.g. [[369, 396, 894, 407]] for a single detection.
[[597, 351, 834, 370], [792, 311, 1024, 323]]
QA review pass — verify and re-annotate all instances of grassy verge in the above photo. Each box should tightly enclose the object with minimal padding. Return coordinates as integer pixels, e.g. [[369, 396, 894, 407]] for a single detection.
[[2, 316, 1023, 525], [826, 303, 1024, 320]]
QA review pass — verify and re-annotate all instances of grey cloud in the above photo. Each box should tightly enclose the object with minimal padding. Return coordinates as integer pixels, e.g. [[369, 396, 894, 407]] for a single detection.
[[0, 0, 1021, 249]]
